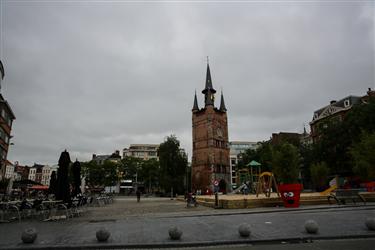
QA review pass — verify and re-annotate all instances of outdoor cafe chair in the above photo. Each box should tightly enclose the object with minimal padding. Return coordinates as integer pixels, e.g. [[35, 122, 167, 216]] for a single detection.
[[0, 202, 21, 223]]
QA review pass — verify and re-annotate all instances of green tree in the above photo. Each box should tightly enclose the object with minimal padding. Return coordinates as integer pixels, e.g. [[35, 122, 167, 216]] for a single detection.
[[56, 150, 71, 203], [272, 143, 300, 184], [81, 160, 119, 191], [158, 135, 188, 195], [139, 158, 160, 193], [0, 178, 10, 194], [237, 141, 273, 171], [299, 143, 315, 188], [71, 160, 82, 196], [121, 156, 143, 180], [312, 96, 375, 177], [350, 132, 375, 181], [48, 171, 57, 195], [102, 160, 119, 190], [310, 162, 329, 191], [81, 161, 104, 187]]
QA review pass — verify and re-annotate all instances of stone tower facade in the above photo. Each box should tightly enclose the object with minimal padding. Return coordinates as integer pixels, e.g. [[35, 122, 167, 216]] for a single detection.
[[191, 63, 230, 193]]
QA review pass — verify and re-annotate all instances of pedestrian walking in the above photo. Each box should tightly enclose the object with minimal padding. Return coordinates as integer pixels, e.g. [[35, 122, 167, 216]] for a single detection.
[[136, 189, 141, 202]]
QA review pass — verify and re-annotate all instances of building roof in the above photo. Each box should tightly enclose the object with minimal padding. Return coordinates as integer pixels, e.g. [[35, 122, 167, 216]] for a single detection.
[[31, 163, 45, 169], [127, 144, 159, 148], [311, 95, 362, 124], [93, 155, 111, 161]]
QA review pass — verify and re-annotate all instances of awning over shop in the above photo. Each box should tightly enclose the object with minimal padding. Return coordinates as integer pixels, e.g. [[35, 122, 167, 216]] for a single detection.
[[29, 185, 48, 190]]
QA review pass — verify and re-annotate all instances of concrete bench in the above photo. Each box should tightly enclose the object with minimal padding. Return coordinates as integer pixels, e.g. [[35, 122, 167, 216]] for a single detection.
[[328, 189, 366, 205]]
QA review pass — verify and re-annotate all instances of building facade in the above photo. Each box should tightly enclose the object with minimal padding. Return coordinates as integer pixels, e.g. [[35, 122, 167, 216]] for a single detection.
[[191, 63, 230, 193], [229, 141, 259, 189], [4, 160, 15, 180], [14, 164, 29, 181], [310, 88, 375, 142], [123, 144, 159, 160], [0, 61, 16, 180], [92, 150, 122, 165], [40, 165, 58, 186]]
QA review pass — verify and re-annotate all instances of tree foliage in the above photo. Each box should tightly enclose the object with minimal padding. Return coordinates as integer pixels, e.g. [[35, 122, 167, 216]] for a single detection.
[[81, 160, 118, 188], [120, 156, 143, 180], [310, 162, 329, 190], [102, 160, 119, 187], [158, 135, 188, 194], [312, 96, 375, 177], [56, 150, 71, 203], [48, 171, 57, 195], [71, 160, 81, 196], [272, 143, 300, 184], [0, 178, 10, 193], [138, 158, 160, 193], [350, 132, 375, 181], [237, 141, 273, 172]]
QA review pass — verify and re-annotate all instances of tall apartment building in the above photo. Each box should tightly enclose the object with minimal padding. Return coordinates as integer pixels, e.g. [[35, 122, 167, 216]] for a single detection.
[[123, 144, 159, 160], [0, 61, 16, 180], [229, 141, 259, 189]]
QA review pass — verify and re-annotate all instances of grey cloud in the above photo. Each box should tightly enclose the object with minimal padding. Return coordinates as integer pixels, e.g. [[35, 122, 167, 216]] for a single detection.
[[1, 2, 373, 164]]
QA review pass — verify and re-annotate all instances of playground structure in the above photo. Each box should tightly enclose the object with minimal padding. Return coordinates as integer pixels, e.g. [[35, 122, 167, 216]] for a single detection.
[[234, 160, 280, 197], [320, 184, 337, 196], [255, 172, 280, 198], [236, 160, 262, 193]]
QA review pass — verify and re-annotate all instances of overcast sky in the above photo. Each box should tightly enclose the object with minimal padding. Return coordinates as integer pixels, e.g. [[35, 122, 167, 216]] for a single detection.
[[0, 1, 374, 166]]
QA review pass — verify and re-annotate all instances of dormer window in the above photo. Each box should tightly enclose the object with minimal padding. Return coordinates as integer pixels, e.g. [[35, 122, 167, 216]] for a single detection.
[[314, 113, 319, 119], [344, 99, 350, 108]]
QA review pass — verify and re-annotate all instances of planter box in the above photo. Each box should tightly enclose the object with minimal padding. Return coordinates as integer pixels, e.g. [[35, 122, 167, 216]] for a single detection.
[[278, 184, 303, 208]]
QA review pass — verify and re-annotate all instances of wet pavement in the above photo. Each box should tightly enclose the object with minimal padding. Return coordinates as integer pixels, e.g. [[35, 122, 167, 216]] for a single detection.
[[0, 197, 374, 249]]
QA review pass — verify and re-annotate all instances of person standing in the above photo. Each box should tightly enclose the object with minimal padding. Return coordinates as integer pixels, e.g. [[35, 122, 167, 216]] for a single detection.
[[136, 189, 141, 202]]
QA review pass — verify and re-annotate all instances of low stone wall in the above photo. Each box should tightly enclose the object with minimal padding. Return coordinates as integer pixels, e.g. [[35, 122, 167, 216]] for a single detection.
[[195, 192, 375, 209]]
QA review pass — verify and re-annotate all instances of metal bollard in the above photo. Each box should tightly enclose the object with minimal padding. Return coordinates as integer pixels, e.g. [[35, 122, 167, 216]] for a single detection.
[[215, 192, 219, 208]]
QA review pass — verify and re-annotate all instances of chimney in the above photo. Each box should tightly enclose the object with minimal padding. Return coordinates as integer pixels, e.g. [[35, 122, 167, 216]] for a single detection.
[[92, 154, 96, 159], [330, 100, 337, 105], [368, 88, 375, 97]]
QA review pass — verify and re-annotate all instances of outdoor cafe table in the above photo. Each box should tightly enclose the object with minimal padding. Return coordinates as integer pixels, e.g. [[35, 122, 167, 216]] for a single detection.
[[42, 200, 63, 206]]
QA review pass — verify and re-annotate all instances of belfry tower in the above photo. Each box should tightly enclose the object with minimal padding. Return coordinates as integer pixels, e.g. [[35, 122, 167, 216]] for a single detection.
[[191, 63, 230, 193]]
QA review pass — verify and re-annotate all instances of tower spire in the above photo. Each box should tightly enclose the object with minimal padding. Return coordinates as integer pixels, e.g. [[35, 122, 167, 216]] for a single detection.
[[219, 90, 227, 112], [192, 90, 199, 112], [202, 60, 216, 107]]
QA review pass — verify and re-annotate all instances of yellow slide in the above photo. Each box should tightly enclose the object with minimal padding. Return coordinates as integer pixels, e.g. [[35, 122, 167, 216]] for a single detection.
[[320, 184, 337, 195]]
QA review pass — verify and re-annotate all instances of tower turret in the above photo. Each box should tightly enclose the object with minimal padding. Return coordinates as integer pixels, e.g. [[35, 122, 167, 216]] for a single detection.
[[219, 91, 227, 112], [192, 91, 199, 112]]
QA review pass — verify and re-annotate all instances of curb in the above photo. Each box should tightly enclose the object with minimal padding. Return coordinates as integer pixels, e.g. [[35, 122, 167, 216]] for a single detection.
[[2, 234, 375, 250], [161, 203, 375, 219]]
